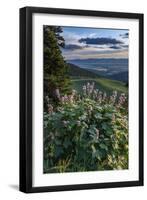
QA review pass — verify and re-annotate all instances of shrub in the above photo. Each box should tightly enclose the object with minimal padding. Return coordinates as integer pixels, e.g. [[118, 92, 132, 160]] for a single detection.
[[43, 84, 128, 173]]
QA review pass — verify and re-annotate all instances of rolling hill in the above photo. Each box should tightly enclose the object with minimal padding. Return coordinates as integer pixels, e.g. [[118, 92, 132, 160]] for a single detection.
[[107, 71, 128, 83], [67, 59, 128, 83], [67, 63, 128, 94]]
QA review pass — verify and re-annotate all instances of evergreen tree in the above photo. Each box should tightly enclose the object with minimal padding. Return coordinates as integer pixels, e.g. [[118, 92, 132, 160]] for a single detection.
[[43, 25, 71, 102]]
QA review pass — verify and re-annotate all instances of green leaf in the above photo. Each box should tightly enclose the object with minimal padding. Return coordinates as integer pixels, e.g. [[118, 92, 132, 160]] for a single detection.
[[104, 113, 113, 119], [101, 122, 108, 130], [106, 128, 113, 136], [92, 149, 103, 160], [55, 146, 63, 158], [63, 138, 71, 148], [94, 113, 103, 119], [55, 139, 62, 145], [99, 143, 108, 151], [91, 144, 96, 153]]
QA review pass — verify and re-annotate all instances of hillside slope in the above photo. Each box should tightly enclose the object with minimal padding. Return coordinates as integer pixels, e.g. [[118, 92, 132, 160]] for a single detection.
[[67, 63, 127, 94], [108, 71, 128, 83], [67, 63, 100, 78]]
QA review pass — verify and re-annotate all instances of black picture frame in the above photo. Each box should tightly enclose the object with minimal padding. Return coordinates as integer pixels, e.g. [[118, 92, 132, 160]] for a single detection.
[[19, 6, 144, 193]]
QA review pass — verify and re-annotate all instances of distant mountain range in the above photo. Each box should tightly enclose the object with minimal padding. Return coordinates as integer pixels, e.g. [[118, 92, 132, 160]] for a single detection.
[[108, 71, 128, 83], [68, 58, 128, 62], [67, 59, 128, 83]]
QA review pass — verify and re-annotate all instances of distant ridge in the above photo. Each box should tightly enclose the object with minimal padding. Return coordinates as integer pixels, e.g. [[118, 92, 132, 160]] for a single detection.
[[108, 71, 128, 83], [67, 63, 100, 78], [67, 62, 128, 83], [67, 58, 128, 62]]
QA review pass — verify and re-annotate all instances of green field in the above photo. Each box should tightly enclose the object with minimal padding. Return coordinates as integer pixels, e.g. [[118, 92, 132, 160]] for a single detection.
[[71, 77, 127, 95]]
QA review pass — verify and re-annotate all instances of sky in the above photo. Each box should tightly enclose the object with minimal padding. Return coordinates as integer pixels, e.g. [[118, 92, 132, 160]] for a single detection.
[[60, 26, 129, 60]]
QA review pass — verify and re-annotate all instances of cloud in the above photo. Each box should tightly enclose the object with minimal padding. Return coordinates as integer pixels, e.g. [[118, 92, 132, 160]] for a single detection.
[[120, 32, 129, 38], [65, 44, 83, 50], [121, 44, 129, 48], [63, 49, 128, 60], [109, 45, 122, 49], [78, 37, 123, 45]]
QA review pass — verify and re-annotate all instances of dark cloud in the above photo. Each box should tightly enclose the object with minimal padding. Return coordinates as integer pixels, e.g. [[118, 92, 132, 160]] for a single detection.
[[120, 32, 129, 38], [65, 44, 83, 50], [109, 45, 122, 49], [79, 37, 123, 45], [84, 44, 105, 49], [121, 44, 129, 48]]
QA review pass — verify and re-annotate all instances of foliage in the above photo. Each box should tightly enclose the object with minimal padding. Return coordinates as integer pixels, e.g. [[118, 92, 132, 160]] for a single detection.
[[43, 26, 71, 106], [43, 83, 128, 173]]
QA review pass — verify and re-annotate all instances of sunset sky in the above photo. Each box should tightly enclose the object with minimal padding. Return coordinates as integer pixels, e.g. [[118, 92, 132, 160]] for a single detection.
[[60, 26, 129, 60]]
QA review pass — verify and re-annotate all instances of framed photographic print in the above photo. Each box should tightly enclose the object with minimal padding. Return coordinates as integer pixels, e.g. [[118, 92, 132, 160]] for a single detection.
[[19, 6, 144, 193]]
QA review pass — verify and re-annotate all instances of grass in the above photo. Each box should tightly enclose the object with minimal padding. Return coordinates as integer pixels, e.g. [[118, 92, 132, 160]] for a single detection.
[[96, 78, 127, 93], [71, 77, 127, 95]]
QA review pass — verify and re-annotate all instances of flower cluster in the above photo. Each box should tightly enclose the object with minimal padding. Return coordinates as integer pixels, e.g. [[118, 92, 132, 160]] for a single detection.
[[110, 91, 118, 104], [118, 93, 127, 106], [60, 89, 77, 104], [47, 104, 53, 114], [82, 82, 109, 104], [83, 82, 95, 96], [45, 83, 127, 114]]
